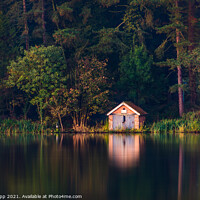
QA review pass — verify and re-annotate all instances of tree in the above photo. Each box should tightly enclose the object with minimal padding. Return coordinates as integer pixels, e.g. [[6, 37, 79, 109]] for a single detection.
[[180, 46, 200, 97], [128, 0, 185, 116], [187, 0, 200, 105], [6, 45, 66, 125], [122, 0, 155, 46], [155, 0, 186, 116], [0, 11, 18, 78], [71, 57, 109, 130], [23, 0, 29, 50], [0, 11, 19, 118], [47, 88, 79, 132], [118, 44, 153, 105], [175, 0, 184, 116], [96, 0, 120, 7], [30, 0, 47, 45]]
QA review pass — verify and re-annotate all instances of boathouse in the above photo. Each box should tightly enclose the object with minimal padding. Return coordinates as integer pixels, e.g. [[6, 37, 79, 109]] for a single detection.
[[107, 101, 147, 130]]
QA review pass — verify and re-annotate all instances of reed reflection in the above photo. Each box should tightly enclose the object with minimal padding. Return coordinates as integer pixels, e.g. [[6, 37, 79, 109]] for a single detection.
[[108, 134, 143, 169]]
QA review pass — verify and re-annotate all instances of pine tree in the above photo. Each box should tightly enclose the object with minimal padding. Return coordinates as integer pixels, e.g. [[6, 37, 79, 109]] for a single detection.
[[129, 0, 185, 116]]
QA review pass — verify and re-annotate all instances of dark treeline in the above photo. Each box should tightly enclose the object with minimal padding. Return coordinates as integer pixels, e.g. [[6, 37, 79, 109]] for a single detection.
[[1, 0, 200, 131]]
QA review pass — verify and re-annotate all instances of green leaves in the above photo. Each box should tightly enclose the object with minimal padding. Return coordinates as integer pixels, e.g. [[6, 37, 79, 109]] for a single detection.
[[0, 12, 18, 78], [96, 0, 120, 7], [71, 57, 110, 127], [53, 28, 79, 47], [6, 45, 66, 124], [57, 2, 73, 21], [119, 44, 153, 104], [91, 28, 128, 56]]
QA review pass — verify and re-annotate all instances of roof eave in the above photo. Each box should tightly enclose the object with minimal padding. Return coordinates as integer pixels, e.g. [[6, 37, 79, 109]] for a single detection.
[[107, 102, 141, 116]]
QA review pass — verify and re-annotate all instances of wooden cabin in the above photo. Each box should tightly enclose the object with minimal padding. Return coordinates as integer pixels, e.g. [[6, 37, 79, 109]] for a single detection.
[[107, 101, 147, 130]]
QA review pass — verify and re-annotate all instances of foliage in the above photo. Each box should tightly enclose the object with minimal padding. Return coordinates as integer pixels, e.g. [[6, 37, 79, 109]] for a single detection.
[[0, 11, 18, 78], [6, 45, 66, 125], [180, 46, 200, 71], [71, 57, 110, 129], [119, 44, 153, 105], [53, 28, 79, 47], [2, 0, 200, 129], [47, 88, 79, 131], [96, 0, 120, 7]]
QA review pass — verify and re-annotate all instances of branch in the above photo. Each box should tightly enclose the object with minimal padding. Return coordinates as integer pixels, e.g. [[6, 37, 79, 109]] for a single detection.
[[116, 21, 125, 30]]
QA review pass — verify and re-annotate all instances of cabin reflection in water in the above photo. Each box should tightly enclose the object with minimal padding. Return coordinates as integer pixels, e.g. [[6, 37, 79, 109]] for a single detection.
[[108, 134, 143, 169]]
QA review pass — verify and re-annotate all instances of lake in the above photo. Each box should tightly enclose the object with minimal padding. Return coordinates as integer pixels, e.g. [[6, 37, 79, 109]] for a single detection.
[[0, 133, 200, 200]]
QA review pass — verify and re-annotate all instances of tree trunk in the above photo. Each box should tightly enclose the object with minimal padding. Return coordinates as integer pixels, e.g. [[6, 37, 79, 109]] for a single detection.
[[23, 0, 29, 50], [58, 113, 64, 132], [37, 101, 43, 125], [188, 0, 197, 105], [41, 0, 46, 45], [176, 0, 184, 117], [23, 102, 30, 120]]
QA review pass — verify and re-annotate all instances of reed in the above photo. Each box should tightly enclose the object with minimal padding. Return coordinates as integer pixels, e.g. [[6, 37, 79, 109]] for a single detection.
[[151, 112, 200, 133], [99, 119, 109, 132], [0, 119, 50, 134]]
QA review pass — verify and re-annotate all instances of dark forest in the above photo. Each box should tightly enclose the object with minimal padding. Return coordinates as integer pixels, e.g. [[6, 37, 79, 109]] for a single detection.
[[1, 0, 200, 132]]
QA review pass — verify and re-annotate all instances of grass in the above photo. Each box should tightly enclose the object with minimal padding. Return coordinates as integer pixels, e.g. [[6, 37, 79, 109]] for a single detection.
[[1, 111, 200, 135], [0, 119, 50, 135], [150, 112, 200, 133]]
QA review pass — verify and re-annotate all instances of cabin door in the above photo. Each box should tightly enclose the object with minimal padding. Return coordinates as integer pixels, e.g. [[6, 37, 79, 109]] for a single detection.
[[113, 115, 123, 130], [126, 115, 135, 129], [113, 115, 135, 130]]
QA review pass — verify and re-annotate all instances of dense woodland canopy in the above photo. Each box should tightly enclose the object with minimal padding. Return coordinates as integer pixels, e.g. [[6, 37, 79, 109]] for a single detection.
[[1, 0, 200, 129]]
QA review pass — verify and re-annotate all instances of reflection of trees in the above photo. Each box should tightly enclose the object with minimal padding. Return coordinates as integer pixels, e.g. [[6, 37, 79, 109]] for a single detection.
[[150, 133, 200, 200], [2, 134, 200, 200], [108, 134, 143, 170], [71, 134, 108, 199], [73, 134, 90, 149], [0, 134, 109, 200], [178, 144, 183, 200]]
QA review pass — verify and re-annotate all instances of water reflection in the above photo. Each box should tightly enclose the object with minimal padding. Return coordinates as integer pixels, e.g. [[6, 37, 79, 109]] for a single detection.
[[1, 133, 200, 200], [108, 134, 143, 169], [178, 144, 183, 200]]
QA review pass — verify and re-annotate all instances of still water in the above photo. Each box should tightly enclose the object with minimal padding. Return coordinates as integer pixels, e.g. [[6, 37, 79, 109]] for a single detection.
[[0, 133, 200, 200]]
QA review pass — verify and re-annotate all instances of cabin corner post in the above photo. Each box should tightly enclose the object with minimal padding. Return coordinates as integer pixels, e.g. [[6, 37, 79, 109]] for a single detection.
[[109, 115, 113, 130], [135, 115, 140, 129]]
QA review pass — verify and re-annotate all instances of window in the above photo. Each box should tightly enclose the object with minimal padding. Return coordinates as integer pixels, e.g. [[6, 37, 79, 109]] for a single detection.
[[122, 115, 126, 123], [121, 108, 127, 114]]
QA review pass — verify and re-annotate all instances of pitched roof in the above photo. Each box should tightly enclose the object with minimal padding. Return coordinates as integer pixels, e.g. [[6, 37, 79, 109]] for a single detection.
[[107, 101, 147, 116], [124, 101, 147, 115]]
